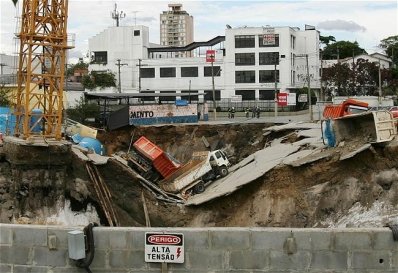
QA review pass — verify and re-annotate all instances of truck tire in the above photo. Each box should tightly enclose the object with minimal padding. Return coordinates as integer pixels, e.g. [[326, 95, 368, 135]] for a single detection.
[[193, 181, 205, 194], [218, 166, 229, 177]]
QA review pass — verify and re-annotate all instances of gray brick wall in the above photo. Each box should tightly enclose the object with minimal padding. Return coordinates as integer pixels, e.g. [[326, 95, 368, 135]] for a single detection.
[[1, 224, 398, 272]]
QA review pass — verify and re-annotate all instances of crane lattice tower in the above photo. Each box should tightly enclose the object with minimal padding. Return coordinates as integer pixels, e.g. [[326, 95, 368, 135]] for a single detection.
[[15, 0, 70, 140]]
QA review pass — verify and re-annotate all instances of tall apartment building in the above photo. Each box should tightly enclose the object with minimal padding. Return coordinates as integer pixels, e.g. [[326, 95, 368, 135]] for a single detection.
[[160, 3, 194, 52]]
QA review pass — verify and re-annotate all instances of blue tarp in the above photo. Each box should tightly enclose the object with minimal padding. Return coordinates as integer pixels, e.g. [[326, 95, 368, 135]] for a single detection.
[[0, 107, 16, 135]]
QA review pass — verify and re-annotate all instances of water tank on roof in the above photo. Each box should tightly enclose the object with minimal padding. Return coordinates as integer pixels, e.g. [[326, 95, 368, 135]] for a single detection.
[[78, 137, 105, 155]]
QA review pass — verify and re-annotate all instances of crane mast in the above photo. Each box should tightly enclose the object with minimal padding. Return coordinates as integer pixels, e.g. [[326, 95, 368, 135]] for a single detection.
[[15, 0, 70, 140]]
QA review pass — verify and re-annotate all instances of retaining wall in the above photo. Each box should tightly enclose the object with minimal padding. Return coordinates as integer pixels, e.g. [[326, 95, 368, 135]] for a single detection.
[[1, 224, 398, 272]]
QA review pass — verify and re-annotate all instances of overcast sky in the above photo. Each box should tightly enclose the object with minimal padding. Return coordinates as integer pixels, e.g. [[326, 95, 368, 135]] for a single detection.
[[1, 0, 397, 63]]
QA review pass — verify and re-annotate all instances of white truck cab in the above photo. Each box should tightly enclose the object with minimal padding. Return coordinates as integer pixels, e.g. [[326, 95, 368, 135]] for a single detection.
[[209, 150, 230, 177]]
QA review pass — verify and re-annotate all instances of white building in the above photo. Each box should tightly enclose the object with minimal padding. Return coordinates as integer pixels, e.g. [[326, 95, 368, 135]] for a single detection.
[[0, 53, 18, 84], [88, 24, 321, 101], [323, 53, 392, 69]]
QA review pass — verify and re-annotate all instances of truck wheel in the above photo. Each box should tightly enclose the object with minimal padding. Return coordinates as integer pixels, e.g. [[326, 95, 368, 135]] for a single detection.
[[218, 166, 229, 177], [193, 181, 205, 194]]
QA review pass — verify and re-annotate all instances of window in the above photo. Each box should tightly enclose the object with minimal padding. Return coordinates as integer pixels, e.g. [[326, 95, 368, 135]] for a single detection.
[[235, 53, 255, 66], [235, 90, 255, 100], [160, 67, 176, 77], [204, 66, 221, 77], [181, 67, 198, 77], [259, 70, 279, 83], [134, 30, 140, 36], [259, 90, 275, 100], [235, 35, 255, 48], [160, 91, 175, 102], [258, 34, 280, 47], [259, 52, 279, 65], [181, 90, 198, 101], [204, 90, 221, 101], [291, 35, 296, 49], [140, 90, 155, 102], [140, 68, 155, 78], [235, 71, 255, 83], [93, 51, 107, 64]]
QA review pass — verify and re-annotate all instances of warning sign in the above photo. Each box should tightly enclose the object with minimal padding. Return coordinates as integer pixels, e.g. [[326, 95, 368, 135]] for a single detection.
[[145, 233, 184, 263]]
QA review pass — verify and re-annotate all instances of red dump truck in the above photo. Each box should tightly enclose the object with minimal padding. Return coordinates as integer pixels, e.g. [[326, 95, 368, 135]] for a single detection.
[[323, 98, 369, 119], [125, 136, 181, 181], [322, 99, 397, 147]]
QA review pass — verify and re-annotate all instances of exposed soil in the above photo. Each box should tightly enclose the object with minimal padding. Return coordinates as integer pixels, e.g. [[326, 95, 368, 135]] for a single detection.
[[1, 122, 398, 228]]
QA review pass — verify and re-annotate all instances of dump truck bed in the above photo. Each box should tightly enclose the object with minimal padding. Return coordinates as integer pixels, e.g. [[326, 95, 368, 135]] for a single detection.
[[333, 110, 396, 145], [133, 136, 180, 178], [160, 151, 211, 193]]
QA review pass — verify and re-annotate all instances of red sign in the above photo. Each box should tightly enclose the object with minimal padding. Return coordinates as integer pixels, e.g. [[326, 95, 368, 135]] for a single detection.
[[206, 50, 216, 63], [277, 93, 288, 106], [147, 235, 182, 245]]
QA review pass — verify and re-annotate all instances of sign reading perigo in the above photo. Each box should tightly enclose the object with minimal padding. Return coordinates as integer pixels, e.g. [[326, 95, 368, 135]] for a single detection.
[[145, 233, 184, 263]]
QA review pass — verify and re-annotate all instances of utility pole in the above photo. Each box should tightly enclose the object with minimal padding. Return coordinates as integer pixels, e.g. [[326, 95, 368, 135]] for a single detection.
[[188, 80, 191, 103], [115, 59, 127, 93], [378, 58, 382, 102], [274, 54, 278, 117], [111, 3, 125, 27], [320, 50, 324, 101], [297, 54, 312, 121], [305, 54, 313, 121], [136, 59, 142, 92], [211, 57, 216, 120]]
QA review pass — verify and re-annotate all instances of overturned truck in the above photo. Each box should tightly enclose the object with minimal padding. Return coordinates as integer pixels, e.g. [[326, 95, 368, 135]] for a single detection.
[[121, 136, 230, 197], [323, 109, 397, 148]]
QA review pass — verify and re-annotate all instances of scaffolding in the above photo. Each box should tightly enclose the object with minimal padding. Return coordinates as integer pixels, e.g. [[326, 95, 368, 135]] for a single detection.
[[15, 0, 70, 140]]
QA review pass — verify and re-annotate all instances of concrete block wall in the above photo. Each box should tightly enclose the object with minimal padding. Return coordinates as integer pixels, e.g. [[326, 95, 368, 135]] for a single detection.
[[1, 224, 398, 272]]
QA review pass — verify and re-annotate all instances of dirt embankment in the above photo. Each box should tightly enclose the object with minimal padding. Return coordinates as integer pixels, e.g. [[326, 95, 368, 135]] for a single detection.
[[2, 122, 398, 228]]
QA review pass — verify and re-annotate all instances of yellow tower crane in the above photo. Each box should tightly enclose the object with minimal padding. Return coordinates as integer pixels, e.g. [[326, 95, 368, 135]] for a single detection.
[[14, 0, 70, 140]]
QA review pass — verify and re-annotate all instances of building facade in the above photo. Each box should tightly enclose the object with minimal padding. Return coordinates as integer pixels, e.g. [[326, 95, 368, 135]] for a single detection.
[[160, 4, 194, 50], [88, 25, 321, 101]]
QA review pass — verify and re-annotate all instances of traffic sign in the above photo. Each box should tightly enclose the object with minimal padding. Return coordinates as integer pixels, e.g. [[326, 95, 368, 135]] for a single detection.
[[206, 50, 216, 63], [145, 233, 184, 263]]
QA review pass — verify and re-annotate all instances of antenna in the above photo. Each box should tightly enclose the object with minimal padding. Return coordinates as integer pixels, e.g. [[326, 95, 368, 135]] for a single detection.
[[131, 11, 140, 26], [111, 3, 125, 27]]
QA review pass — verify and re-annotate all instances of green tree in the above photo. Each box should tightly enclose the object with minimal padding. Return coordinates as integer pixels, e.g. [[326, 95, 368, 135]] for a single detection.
[[66, 97, 100, 124], [0, 84, 12, 106], [320, 35, 336, 47], [81, 71, 116, 90], [67, 60, 88, 77], [322, 63, 352, 96], [379, 35, 398, 65], [379, 36, 398, 96], [322, 41, 367, 60]]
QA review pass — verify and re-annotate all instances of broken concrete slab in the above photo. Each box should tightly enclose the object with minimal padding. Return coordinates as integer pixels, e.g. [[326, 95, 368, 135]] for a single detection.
[[87, 153, 109, 165], [282, 149, 318, 166], [284, 149, 334, 167], [264, 122, 320, 133], [339, 143, 372, 161], [72, 147, 89, 161], [296, 128, 322, 139], [186, 143, 300, 206]]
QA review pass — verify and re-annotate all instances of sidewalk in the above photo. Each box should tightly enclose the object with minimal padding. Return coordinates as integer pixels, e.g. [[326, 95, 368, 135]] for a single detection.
[[204, 110, 320, 124]]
